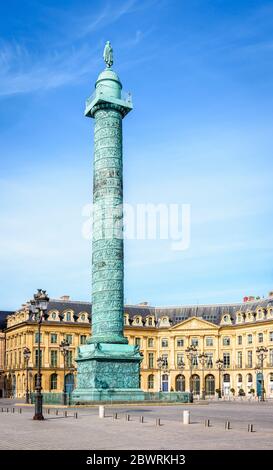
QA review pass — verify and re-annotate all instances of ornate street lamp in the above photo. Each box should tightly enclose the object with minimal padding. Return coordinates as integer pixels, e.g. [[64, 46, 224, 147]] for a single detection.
[[216, 358, 224, 398], [199, 352, 208, 400], [185, 345, 198, 398], [157, 356, 164, 392], [60, 339, 70, 406], [29, 289, 49, 420], [256, 346, 268, 402], [23, 347, 31, 404]]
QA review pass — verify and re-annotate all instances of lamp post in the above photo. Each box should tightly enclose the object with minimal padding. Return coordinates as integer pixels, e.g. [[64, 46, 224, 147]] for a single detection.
[[23, 347, 31, 404], [256, 346, 268, 402], [185, 345, 197, 400], [60, 339, 70, 405], [216, 358, 224, 398], [157, 356, 164, 393], [29, 289, 49, 420], [199, 353, 208, 400]]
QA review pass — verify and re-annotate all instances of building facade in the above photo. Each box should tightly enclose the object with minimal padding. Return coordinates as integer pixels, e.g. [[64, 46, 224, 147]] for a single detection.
[[3, 295, 273, 399]]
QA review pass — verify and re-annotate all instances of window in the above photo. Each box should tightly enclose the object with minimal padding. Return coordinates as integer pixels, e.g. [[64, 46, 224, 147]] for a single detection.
[[51, 312, 57, 320], [81, 314, 86, 321], [247, 334, 253, 345], [148, 353, 154, 368], [161, 338, 168, 348], [35, 332, 42, 344], [237, 336, 242, 345], [237, 351, 242, 368], [65, 334, 73, 345], [135, 337, 141, 347], [258, 333, 263, 344], [135, 317, 141, 325], [247, 351, 253, 368], [237, 373, 242, 383], [66, 312, 71, 321], [50, 333, 57, 344], [191, 338, 198, 347], [50, 350, 58, 367], [177, 338, 184, 348], [223, 353, 230, 368], [206, 337, 213, 347], [35, 349, 42, 367], [247, 373, 253, 383], [80, 335, 87, 345], [269, 332, 273, 342], [148, 317, 153, 326], [223, 373, 230, 383], [66, 350, 73, 368], [269, 349, 273, 367], [192, 354, 198, 367], [162, 354, 168, 367], [223, 337, 230, 346], [50, 373, 58, 390], [175, 374, 185, 392], [177, 353, 184, 367], [148, 338, 154, 348], [206, 353, 213, 368], [147, 374, 154, 389]]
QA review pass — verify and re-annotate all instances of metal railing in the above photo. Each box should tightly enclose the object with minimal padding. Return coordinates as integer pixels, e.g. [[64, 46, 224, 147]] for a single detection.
[[86, 89, 132, 108]]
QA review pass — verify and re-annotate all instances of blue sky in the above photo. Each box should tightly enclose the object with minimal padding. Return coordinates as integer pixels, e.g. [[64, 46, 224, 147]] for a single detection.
[[0, 0, 273, 310]]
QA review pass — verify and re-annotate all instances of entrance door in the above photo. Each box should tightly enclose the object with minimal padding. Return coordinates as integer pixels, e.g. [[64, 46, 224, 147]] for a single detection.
[[65, 373, 75, 394], [162, 374, 168, 392], [256, 372, 263, 398]]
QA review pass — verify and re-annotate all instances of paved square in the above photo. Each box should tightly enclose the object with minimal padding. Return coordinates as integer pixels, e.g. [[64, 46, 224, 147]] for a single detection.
[[0, 399, 273, 450]]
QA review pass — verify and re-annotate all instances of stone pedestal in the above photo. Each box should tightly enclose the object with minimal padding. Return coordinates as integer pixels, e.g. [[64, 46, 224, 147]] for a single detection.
[[72, 343, 144, 403]]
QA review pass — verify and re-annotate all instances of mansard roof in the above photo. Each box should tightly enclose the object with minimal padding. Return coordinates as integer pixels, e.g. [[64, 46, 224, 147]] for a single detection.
[[0, 311, 14, 330], [44, 297, 273, 326]]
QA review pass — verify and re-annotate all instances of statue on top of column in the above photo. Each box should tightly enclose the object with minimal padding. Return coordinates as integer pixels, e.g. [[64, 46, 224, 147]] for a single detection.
[[103, 41, 113, 68]]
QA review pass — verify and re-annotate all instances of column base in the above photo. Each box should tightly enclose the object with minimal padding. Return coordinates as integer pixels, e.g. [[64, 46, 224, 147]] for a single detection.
[[72, 342, 144, 404]]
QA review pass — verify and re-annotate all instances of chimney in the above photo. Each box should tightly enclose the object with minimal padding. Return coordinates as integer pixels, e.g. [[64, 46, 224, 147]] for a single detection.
[[60, 295, 70, 301]]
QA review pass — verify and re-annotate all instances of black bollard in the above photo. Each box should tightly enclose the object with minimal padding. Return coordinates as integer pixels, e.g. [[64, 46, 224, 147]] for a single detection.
[[113, 412, 118, 420], [205, 419, 210, 427], [140, 416, 144, 423], [74, 412, 78, 419], [225, 421, 231, 430], [156, 418, 161, 426], [248, 424, 254, 432]]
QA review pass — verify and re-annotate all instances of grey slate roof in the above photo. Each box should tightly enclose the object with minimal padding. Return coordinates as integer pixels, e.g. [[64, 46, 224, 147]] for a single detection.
[[45, 297, 273, 326], [0, 311, 14, 330]]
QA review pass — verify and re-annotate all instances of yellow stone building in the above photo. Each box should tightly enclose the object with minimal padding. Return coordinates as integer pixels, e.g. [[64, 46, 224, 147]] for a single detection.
[[3, 294, 273, 399]]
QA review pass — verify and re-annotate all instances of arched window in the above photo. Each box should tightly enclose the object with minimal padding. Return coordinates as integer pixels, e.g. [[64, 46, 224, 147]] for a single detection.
[[270, 373, 273, 382], [223, 374, 230, 383], [50, 373, 58, 391], [191, 374, 200, 395], [175, 374, 185, 392], [148, 374, 154, 390], [237, 374, 243, 383], [247, 373, 253, 383], [148, 317, 153, 326], [205, 374, 215, 396]]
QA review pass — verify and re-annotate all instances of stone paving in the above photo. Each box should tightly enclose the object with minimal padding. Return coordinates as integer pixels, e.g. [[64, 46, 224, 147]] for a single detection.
[[0, 399, 273, 449]]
